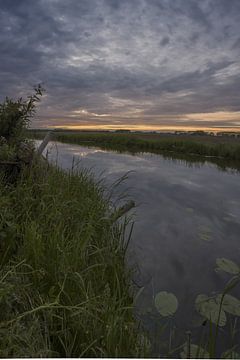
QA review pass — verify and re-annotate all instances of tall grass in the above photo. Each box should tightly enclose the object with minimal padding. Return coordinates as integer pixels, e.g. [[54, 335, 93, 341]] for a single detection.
[[30, 131, 240, 162], [0, 160, 146, 357]]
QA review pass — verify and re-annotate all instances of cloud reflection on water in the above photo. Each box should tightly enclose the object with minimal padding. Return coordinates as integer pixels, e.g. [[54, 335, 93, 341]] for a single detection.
[[38, 140, 240, 332]]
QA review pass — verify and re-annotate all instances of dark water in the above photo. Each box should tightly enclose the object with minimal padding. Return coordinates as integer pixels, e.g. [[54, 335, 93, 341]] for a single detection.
[[36, 140, 240, 355]]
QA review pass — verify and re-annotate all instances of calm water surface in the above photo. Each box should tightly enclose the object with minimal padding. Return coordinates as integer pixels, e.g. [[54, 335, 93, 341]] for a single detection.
[[37, 140, 240, 353]]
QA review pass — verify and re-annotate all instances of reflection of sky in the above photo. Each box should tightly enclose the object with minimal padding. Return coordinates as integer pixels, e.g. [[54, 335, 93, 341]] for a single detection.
[[37, 141, 240, 331]]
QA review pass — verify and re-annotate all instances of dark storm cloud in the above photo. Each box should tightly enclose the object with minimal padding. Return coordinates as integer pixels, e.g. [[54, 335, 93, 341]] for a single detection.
[[160, 37, 170, 47], [0, 0, 240, 128]]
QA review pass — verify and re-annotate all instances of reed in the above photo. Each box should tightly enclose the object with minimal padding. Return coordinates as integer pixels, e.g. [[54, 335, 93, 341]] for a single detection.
[[0, 160, 146, 357]]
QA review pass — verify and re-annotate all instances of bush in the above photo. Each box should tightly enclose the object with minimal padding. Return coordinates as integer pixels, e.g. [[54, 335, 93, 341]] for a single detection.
[[0, 85, 44, 145]]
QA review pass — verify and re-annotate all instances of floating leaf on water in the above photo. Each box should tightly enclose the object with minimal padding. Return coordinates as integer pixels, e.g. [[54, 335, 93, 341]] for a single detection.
[[198, 225, 213, 242], [180, 343, 210, 359], [199, 233, 212, 242], [195, 294, 227, 327], [217, 294, 240, 316], [186, 207, 194, 213], [221, 350, 240, 359], [216, 258, 240, 275], [154, 291, 178, 317]]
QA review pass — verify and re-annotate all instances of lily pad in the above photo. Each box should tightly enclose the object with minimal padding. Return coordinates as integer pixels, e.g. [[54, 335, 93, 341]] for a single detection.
[[154, 291, 178, 317], [221, 350, 240, 359], [195, 294, 227, 326], [180, 343, 209, 359], [217, 294, 240, 316], [198, 225, 213, 242], [199, 233, 212, 242], [216, 258, 240, 275]]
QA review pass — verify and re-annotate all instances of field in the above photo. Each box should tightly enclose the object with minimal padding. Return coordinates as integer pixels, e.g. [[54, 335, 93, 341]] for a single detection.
[[29, 130, 240, 163]]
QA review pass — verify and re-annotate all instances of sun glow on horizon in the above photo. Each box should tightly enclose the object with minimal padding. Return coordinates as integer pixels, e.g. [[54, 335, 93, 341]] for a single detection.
[[43, 123, 240, 133], [34, 110, 240, 132]]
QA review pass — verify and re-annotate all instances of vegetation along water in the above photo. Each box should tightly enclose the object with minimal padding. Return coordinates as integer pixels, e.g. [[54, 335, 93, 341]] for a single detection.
[[38, 139, 240, 359], [0, 89, 147, 357], [1, 89, 240, 358], [29, 129, 240, 167]]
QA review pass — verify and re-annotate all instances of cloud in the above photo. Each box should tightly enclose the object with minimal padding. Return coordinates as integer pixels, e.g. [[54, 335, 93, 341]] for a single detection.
[[0, 0, 240, 129]]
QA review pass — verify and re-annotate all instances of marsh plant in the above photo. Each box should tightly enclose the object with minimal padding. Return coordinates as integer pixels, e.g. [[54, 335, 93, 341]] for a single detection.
[[0, 85, 43, 145], [0, 159, 150, 357], [2, 90, 240, 358], [30, 130, 240, 163], [0, 90, 148, 357], [153, 257, 240, 358]]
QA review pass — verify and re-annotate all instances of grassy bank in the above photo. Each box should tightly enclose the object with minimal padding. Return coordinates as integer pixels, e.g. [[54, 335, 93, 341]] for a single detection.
[[0, 90, 147, 357], [0, 157, 146, 357], [30, 130, 240, 162], [3, 90, 240, 357]]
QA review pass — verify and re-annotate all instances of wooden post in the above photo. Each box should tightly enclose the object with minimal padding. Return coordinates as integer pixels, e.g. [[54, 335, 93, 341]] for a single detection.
[[37, 131, 55, 156]]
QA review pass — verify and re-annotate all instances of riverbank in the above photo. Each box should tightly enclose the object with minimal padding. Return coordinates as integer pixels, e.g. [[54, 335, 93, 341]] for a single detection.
[[0, 156, 145, 357], [29, 130, 240, 162]]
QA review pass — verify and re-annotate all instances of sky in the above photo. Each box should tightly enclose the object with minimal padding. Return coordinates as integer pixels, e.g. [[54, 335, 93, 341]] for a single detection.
[[0, 0, 240, 131]]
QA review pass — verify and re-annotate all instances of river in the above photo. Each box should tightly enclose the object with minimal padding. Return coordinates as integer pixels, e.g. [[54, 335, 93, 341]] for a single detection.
[[36, 140, 240, 356]]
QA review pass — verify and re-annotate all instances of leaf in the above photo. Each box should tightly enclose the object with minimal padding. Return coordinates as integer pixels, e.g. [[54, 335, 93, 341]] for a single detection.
[[217, 294, 240, 316], [221, 349, 240, 359], [195, 294, 227, 326], [199, 233, 212, 242], [180, 343, 210, 359], [154, 291, 178, 317], [198, 225, 213, 242], [224, 276, 240, 294], [216, 258, 240, 275]]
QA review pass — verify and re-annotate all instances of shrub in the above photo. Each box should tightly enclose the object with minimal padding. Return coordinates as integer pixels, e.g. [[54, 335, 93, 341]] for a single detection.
[[0, 85, 44, 145]]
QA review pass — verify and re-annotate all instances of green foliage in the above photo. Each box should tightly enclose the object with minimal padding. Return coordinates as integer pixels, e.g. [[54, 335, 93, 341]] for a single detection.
[[0, 142, 16, 162], [0, 85, 44, 145], [30, 130, 240, 164], [0, 162, 146, 357], [195, 294, 227, 327], [154, 291, 178, 317], [152, 257, 240, 358], [222, 349, 240, 359], [180, 343, 210, 359], [217, 294, 240, 316], [216, 258, 240, 275]]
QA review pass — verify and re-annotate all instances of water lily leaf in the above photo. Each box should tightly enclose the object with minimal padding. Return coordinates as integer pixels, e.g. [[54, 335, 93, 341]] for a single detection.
[[199, 233, 212, 242], [217, 294, 240, 316], [198, 225, 213, 242], [154, 291, 178, 317], [180, 343, 209, 359], [221, 350, 240, 359], [216, 258, 240, 275], [221, 351, 240, 359], [195, 294, 227, 326]]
